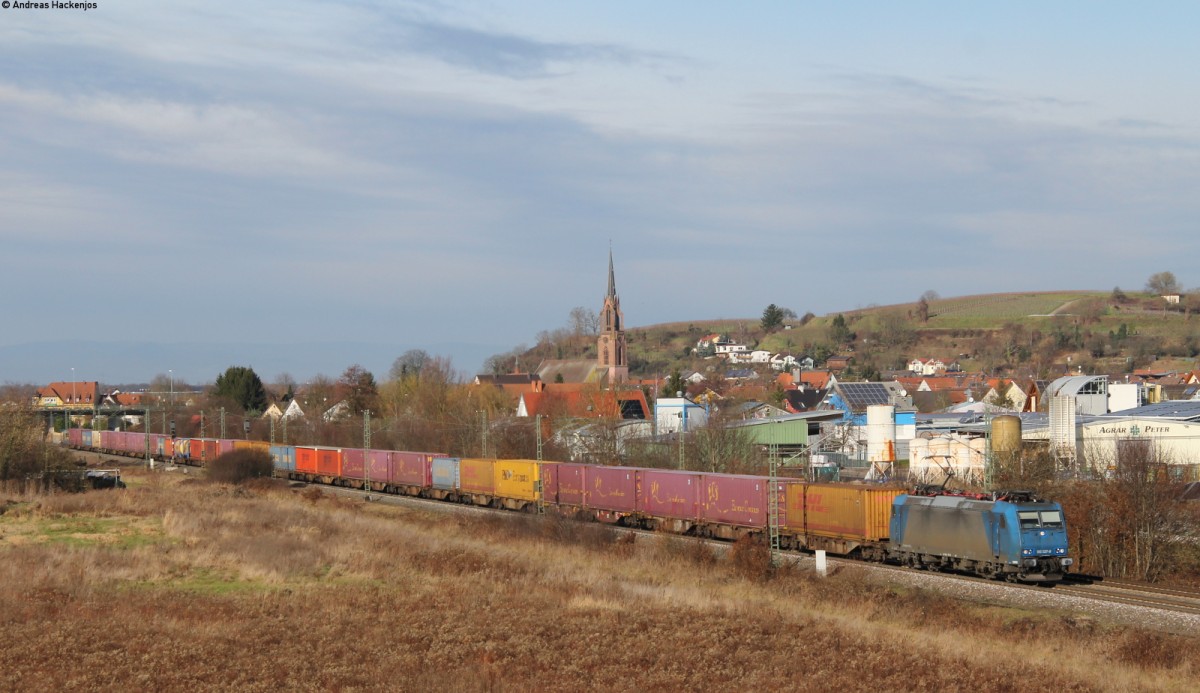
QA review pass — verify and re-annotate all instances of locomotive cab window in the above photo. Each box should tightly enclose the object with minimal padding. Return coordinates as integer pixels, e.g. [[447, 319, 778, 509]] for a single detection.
[[1018, 511, 1040, 528], [1039, 510, 1063, 528]]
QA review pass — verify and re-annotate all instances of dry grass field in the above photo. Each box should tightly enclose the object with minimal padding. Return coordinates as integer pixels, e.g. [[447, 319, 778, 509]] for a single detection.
[[1, 470, 1197, 692]]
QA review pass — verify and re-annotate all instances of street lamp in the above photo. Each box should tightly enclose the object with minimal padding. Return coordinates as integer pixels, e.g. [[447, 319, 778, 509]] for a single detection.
[[169, 369, 174, 408], [71, 367, 75, 429]]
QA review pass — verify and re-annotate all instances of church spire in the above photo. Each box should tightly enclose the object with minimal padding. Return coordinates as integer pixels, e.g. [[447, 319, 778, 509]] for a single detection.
[[598, 246, 627, 383], [607, 247, 617, 299]]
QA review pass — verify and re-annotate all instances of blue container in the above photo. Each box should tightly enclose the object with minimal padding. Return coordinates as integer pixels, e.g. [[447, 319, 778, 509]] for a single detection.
[[82, 430, 94, 448], [431, 457, 459, 491], [269, 445, 296, 473]]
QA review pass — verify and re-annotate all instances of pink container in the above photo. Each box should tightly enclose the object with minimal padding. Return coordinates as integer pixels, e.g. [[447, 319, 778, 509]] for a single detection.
[[584, 466, 638, 513], [341, 449, 366, 480], [639, 469, 702, 521], [700, 474, 769, 528], [368, 450, 393, 483], [392, 452, 432, 487]]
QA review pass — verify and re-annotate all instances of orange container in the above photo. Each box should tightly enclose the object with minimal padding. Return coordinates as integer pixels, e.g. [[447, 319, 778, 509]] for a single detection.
[[458, 458, 495, 494], [784, 483, 903, 542]]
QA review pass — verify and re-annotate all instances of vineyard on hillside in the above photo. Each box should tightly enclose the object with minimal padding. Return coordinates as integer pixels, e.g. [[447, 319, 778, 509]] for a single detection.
[[925, 292, 1100, 327]]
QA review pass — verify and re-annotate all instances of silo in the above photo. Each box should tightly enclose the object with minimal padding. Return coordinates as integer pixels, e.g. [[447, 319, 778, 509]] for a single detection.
[[908, 437, 929, 482], [968, 437, 989, 484], [991, 415, 1022, 456], [866, 405, 896, 462]]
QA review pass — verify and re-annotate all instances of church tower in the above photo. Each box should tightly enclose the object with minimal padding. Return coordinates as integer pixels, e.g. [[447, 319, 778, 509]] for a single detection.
[[597, 250, 629, 383]]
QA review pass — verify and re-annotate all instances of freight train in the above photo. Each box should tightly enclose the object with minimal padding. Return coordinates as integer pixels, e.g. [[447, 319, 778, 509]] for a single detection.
[[65, 429, 1072, 582]]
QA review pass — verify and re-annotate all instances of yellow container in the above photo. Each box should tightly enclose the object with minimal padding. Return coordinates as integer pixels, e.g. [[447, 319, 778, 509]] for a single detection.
[[494, 459, 541, 502], [784, 483, 904, 541], [233, 440, 270, 453]]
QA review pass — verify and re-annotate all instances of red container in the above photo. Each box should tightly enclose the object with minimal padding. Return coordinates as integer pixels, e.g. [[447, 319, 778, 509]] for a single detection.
[[392, 452, 432, 487], [341, 449, 366, 480], [218, 440, 235, 456], [701, 474, 768, 528], [640, 469, 702, 521], [197, 439, 219, 463], [296, 447, 318, 474], [316, 448, 341, 476], [69, 428, 83, 447], [585, 466, 638, 512]]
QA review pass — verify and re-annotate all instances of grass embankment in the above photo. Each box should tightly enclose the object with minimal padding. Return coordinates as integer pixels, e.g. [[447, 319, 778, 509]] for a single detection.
[[0, 471, 1196, 691]]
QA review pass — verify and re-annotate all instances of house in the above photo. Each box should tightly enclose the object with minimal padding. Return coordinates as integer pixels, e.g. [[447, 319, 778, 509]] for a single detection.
[[33, 381, 100, 409], [517, 385, 649, 421], [728, 400, 787, 420], [323, 400, 352, 422], [102, 391, 143, 407], [825, 355, 853, 373], [683, 371, 706, 385], [770, 354, 810, 371], [725, 368, 759, 382], [907, 358, 947, 376], [1162, 294, 1181, 304], [715, 342, 750, 357], [783, 387, 828, 413], [747, 350, 772, 364], [655, 396, 708, 434]]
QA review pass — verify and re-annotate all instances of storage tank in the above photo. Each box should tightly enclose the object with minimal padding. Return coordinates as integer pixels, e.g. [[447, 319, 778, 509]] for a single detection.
[[866, 405, 896, 463], [907, 437, 929, 482], [967, 437, 989, 483], [991, 415, 1022, 457]]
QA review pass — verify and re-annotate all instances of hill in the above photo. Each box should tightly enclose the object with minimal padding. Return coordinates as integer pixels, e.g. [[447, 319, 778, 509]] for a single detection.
[[512, 290, 1198, 382]]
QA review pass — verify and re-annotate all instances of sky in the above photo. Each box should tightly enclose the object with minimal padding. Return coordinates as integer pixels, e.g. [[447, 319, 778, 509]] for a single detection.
[[2, 1, 1198, 384]]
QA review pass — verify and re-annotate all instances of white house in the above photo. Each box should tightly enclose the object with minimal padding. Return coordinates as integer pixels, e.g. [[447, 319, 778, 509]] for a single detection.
[[715, 343, 750, 356], [748, 350, 772, 364], [908, 358, 947, 376], [655, 397, 708, 434]]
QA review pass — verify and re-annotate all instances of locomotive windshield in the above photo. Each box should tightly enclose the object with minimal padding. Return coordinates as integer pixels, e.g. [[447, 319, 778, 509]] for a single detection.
[[1017, 510, 1064, 529]]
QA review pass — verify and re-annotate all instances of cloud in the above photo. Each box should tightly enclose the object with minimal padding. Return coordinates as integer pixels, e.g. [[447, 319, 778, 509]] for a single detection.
[[396, 19, 665, 78]]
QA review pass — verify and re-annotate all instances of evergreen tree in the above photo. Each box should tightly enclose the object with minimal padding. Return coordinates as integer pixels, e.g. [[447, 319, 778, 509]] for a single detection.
[[213, 366, 268, 414], [760, 304, 785, 332]]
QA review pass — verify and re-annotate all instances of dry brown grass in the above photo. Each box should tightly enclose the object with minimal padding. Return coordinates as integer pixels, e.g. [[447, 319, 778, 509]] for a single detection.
[[0, 469, 1197, 692]]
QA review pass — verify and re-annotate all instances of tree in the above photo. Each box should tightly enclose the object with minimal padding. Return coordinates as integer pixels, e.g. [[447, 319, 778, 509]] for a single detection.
[[1145, 271, 1180, 295], [1111, 286, 1128, 303], [920, 289, 940, 303], [213, 366, 268, 414], [568, 306, 600, 338], [916, 297, 930, 323], [760, 304, 785, 333], [664, 369, 685, 398], [389, 349, 430, 381], [337, 364, 378, 415], [272, 372, 297, 402], [828, 314, 853, 345]]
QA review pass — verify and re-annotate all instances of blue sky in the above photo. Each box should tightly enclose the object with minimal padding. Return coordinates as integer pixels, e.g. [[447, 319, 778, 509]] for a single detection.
[[2, 2, 1197, 384]]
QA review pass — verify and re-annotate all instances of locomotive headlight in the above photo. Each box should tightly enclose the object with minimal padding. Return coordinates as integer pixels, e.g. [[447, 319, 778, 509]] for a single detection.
[[1022, 548, 1033, 556], [1055, 548, 1067, 555]]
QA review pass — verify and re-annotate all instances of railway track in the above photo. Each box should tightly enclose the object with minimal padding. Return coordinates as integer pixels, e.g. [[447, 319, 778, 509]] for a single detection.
[[79, 450, 1200, 624]]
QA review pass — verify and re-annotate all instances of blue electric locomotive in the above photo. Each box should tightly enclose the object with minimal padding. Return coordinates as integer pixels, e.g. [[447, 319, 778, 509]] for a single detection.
[[889, 490, 1072, 582]]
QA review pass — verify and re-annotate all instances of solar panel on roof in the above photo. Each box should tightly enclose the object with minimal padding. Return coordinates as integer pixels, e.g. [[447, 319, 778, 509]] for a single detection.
[[836, 382, 892, 411]]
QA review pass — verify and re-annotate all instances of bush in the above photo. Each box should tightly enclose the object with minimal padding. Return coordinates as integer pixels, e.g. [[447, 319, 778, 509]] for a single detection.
[[207, 449, 274, 485]]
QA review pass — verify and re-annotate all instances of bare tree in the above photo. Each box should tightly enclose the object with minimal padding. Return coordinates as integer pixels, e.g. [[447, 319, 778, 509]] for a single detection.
[[389, 349, 430, 381], [569, 306, 600, 338], [1145, 271, 1180, 295]]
